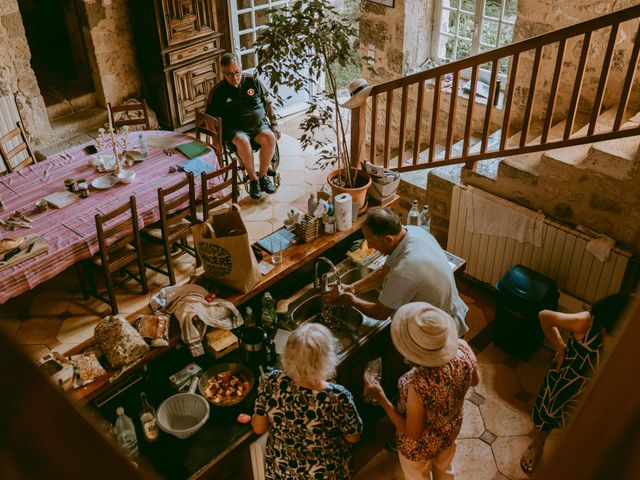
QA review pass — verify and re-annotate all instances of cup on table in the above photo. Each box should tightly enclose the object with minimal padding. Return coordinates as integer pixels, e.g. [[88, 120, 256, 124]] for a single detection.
[[64, 179, 76, 192], [271, 238, 283, 265], [78, 180, 89, 198], [35, 199, 48, 213]]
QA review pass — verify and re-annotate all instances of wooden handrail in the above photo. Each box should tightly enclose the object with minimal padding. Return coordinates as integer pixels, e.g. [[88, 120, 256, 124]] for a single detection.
[[350, 4, 640, 173]]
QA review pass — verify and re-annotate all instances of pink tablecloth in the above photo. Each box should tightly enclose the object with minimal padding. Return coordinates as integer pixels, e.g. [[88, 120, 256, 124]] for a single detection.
[[0, 130, 219, 304]]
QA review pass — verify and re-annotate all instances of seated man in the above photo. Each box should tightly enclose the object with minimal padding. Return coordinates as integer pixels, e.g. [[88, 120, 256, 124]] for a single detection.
[[206, 52, 281, 200]]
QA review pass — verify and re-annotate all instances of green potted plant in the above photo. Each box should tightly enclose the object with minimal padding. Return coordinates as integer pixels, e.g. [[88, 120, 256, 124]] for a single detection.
[[254, 0, 372, 204]]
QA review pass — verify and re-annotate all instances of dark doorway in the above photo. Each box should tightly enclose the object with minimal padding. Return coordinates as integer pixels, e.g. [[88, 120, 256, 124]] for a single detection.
[[17, 0, 93, 106]]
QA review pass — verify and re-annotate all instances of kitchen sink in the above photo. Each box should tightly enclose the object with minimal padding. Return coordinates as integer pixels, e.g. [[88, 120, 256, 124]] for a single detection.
[[284, 265, 380, 354]]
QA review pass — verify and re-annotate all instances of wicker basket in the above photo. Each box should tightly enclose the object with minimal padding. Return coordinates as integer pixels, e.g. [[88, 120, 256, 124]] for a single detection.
[[294, 215, 319, 242]]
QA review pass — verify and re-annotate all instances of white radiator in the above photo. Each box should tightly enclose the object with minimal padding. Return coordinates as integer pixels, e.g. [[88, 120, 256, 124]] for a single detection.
[[447, 185, 633, 305]]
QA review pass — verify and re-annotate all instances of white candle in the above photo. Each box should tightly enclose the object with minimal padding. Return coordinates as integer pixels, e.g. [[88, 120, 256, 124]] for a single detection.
[[108, 110, 113, 133]]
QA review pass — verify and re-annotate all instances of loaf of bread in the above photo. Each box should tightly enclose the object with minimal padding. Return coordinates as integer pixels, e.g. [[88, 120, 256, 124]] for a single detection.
[[0, 237, 25, 254]]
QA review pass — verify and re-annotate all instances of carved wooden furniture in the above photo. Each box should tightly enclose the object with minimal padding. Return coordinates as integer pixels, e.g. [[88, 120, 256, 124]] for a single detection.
[[129, 0, 225, 131], [0, 121, 36, 173], [107, 100, 151, 131], [141, 172, 200, 285], [81, 196, 149, 315], [195, 111, 223, 159]]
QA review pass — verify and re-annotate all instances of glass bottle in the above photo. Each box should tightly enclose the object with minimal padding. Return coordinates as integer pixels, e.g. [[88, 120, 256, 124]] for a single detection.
[[407, 199, 421, 226], [307, 192, 318, 217], [114, 407, 139, 457], [244, 306, 256, 328], [420, 204, 431, 233], [139, 134, 149, 158], [139, 392, 159, 443], [261, 292, 277, 338]]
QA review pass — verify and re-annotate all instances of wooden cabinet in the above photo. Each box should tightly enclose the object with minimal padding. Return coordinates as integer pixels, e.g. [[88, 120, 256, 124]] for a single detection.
[[129, 0, 224, 130]]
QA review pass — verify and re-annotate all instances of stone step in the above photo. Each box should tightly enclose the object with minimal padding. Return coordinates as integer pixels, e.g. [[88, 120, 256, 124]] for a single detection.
[[35, 106, 108, 160], [46, 91, 97, 121]]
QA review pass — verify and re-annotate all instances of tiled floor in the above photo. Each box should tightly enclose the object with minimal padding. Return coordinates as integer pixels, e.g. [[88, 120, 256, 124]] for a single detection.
[[0, 115, 558, 479]]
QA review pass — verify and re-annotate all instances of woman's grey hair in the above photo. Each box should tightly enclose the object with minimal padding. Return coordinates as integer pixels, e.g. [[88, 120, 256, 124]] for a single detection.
[[282, 323, 337, 385]]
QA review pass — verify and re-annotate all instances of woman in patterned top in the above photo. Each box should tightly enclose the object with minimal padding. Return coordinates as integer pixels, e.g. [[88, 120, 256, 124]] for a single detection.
[[251, 323, 362, 479], [365, 302, 479, 480], [520, 292, 633, 474]]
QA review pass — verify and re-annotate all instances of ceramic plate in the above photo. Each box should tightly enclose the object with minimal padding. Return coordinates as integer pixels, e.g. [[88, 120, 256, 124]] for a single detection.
[[91, 175, 119, 189]]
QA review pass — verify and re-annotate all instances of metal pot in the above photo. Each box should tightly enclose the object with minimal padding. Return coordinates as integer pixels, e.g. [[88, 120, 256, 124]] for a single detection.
[[240, 326, 267, 367]]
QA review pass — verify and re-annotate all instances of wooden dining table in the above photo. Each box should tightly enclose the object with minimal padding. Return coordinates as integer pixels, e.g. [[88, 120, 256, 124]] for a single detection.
[[0, 130, 219, 305]]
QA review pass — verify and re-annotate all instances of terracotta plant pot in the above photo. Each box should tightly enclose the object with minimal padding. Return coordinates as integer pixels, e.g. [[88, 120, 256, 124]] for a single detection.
[[327, 168, 372, 213]]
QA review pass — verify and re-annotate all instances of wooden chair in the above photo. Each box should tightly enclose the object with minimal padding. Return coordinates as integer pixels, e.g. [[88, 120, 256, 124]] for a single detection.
[[107, 100, 151, 130], [80, 196, 149, 315], [194, 111, 223, 160], [0, 121, 36, 173], [198, 158, 239, 222], [141, 172, 201, 285]]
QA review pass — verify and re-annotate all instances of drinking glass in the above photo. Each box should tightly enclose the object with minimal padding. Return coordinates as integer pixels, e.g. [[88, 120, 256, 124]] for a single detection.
[[271, 238, 283, 264]]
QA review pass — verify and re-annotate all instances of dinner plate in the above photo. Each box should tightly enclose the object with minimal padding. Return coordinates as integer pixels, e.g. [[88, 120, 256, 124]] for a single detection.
[[91, 175, 119, 189]]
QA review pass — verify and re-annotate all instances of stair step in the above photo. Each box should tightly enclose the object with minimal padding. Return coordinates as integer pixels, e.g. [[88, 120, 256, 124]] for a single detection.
[[36, 106, 108, 160], [46, 92, 97, 121]]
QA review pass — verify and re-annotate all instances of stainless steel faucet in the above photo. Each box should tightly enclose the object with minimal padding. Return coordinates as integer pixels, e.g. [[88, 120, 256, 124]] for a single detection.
[[314, 256, 341, 292]]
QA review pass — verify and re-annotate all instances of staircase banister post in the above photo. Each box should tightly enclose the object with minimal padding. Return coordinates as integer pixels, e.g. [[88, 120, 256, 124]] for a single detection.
[[350, 103, 366, 168]]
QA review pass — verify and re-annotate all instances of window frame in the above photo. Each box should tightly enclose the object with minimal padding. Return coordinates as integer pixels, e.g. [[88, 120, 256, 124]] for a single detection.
[[432, 0, 517, 84]]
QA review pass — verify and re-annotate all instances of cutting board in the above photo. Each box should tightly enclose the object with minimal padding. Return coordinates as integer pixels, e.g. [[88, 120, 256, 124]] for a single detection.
[[0, 236, 49, 272]]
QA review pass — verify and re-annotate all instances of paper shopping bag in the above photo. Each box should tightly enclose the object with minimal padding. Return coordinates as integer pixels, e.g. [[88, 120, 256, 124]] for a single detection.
[[192, 205, 261, 293]]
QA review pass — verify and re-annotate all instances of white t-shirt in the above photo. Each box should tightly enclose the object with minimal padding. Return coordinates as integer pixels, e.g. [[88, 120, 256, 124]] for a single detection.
[[378, 226, 469, 336]]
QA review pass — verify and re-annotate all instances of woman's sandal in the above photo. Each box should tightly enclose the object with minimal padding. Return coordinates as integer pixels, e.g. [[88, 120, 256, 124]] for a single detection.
[[520, 442, 541, 474]]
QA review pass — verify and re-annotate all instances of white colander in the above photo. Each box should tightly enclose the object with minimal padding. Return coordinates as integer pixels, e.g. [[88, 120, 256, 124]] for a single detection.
[[157, 377, 210, 439]]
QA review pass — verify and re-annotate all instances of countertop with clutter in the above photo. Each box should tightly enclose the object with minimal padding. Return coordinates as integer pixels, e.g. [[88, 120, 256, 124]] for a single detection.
[[58, 197, 402, 479]]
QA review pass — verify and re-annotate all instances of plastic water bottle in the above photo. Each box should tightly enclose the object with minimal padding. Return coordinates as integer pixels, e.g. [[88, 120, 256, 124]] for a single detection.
[[139, 134, 148, 158], [261, 292, 277, 338], [114, 407, 139, 457], [407, 199, 421, 226], [420, 204, 431, 233]]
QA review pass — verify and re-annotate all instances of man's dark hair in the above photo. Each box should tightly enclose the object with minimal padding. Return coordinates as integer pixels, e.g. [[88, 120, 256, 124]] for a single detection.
[[220, 52, 239, 67], [591, 292, 635, 333], [363, 207, 402, 236]]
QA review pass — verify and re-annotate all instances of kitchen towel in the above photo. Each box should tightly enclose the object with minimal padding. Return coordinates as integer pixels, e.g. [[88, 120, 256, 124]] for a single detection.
[[463, 186, 545, 247], [585, 234, 615, 262], [334, 192, 353, 232]]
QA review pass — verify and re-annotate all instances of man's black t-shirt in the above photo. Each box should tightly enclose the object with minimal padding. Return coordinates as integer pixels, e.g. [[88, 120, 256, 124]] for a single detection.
[[206, 74, 270, 137]]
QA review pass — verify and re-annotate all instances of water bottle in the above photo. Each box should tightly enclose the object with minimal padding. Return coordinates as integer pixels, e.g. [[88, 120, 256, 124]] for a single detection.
[[407, 199, 421, 226], [139, 134, 148, 158], [420, 204, 431, 233], [261, 292, 277, 338], [114, 407, 139, 457]]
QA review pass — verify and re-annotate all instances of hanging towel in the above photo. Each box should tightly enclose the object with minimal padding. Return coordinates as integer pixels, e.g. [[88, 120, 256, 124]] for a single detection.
[[585, 234, 615, 262], [463, 186, 545, 247]]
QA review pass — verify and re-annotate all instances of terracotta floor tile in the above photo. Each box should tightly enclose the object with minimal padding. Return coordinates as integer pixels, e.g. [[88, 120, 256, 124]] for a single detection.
[[19, 344, 50, 362], [480, 429, 498, 445], [513, 349, 553, 396], [28, 292, 71, 317], [269, 185, 306, 203], [491, 436, 532, 480], [0, 316, 21, 338], [480, 397, 533, 437], [460, 399, 485, 438], [237, 201, 274, 221], [454, 438, 497, 480], [246, 221, 274, 243], [15, 316, 63, 345], [278, 168, 306, 186], [57, 315, 101, 345], [475, 363, 522, 400]]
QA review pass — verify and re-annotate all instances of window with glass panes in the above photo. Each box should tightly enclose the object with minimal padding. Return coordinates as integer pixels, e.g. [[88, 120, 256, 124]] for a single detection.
[[434, 0, 517, 76]]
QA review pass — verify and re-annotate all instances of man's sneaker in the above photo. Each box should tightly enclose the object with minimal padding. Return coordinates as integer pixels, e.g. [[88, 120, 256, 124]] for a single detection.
[[248, 179, 262, 199], [259, 175, 276, 194]]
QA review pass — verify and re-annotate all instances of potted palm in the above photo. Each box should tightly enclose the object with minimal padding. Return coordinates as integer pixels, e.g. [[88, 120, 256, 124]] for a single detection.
[[254, 0, 372, 206]]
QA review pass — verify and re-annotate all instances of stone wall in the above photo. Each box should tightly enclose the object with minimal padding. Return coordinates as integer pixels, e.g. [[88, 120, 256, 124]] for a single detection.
[[0, 0, 50, 143], [0, 0, 141, 145], [509, 0, 640, 131], [79, 0, 141, 107]]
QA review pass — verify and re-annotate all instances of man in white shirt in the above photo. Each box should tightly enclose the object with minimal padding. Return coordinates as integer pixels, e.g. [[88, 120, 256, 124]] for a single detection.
[[330, 207, 468, 337]]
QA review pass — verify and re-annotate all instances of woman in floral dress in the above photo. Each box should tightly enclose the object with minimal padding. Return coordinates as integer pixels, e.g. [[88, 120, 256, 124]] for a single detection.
[[365, 302, 479, 480], [252, 323, 362, 479], [520, 292, 633, 474]]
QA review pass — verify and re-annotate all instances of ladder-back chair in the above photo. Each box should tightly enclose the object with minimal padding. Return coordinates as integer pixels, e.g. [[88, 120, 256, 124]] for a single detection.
[[141, 172, 200, 285], [107, 100, 151, 131], [81, 196, 149, 314], [0, 121, 36, 173]]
